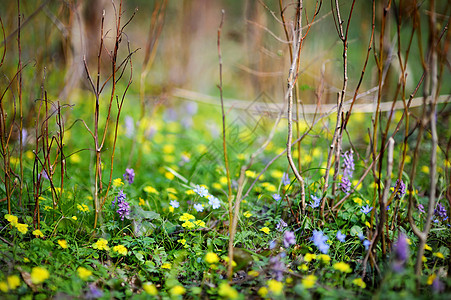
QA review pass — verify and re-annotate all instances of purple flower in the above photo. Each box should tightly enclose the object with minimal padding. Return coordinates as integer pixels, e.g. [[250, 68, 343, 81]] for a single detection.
[[311, 230, 330, 254], [113, 190, 130, 221], [336, 231, 346, 242], [123, 168, 135, 184], [283, 231, 296, 248], [432, 277, 445, 293], [269, 240, 277, 250], [208, 196, 221, 209], [282, 172, 290, 186], [340, 177, 351, 194], [86, 283, 103, 299], [363, 239, 371, 250], [434, 203, 447, 219], [391, 233, 409, 273], [193, 185, 209, 197], [269, 255, 285, 281], [342, 150, 355, 178], [393, 179, 406, 199], [276, 219, 288, 232], [272, 194, 282, 202], [194, 203, 204, 212], [309, 195, 321, 209], [170, 200, 180, 208], [418, 204, 425, 213], [358, 232, 365, 241], [361, 205, 373, 215]]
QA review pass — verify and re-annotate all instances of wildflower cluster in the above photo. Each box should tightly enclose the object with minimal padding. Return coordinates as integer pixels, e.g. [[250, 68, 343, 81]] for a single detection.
[[311, 230, 329, 254], [190, 184, 221, 212], [340, 150, 354, 194], [4, 214, 28, 234], [179, 213, 205, 229], [123, 168, 135, 184], [112, 190, 130, 221]]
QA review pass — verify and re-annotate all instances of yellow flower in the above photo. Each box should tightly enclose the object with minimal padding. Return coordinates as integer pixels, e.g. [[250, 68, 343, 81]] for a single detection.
[[179, 213, 195, 222], [405, 238, 412, 245], [304, 253, 317, 262], [77, 267, 92, 281], [23, 258, 30, 263], [32, 229, 44, 238], [166, 187, 178, 194], [219, 176, 228, 186], [182, 221, 195, 229], [353, 197, 363, 206], [177, 239, 186, 245], [267, 279, 283, 295], [0, 281, 8, 293], [422, 256, 427, 262], [333, 262, 352, 273], [169, 285, 186, 296], [205, 252, 220, 264], [318, 254, 331, 263], [421, 165, 430, 174], [163, 144, 175, 154], [69, 154, 81, 164], [30, 267, 49, 284], [270, 170, 284, 179], [76, 204, 90, 212], [248, 270, 259, 277], [161, 263, 171, 269], [92, 238, 109, 250], [165, 172, 175, 180], [169, 206, 175, 213], [218, 282, 239, 299], [427, 274, 436, 285], [243, 211, 252, 218], [4, 214, 18, 226], [138, 198, 146, 206], [260, 227, 270, 234], [352, 179, 362, 191], [433, 252, 444, 259], [58, 239, 68, 249], [424, 244, 432, 251], [352, 278, 366, 288], [258, 286, 268, 298], [301, 275, 317, 289], [72, 216, 77, 220], [298, 264, 308, 271], [7, 275, 20, 290], [113, 178, 124, 187], [245, 170, 257, 178], [144, 186, 158, 194], [113, 245, 128, 256], [195, 220, 206, 227], [365, 221, 371, 228], [143, 282, 158, 296], [16, 223, 28, 234]]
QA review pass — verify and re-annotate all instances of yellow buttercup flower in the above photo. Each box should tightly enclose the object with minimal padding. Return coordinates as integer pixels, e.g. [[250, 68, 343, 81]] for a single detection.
[[113, 245, 128, 256], [267, 279, 283, 295], [143, 282, 158, 296], [424, 244, 432, 251], [161, 263, 171, 269], [179, 213, 195, 222], [16, 223, 28, 234], [144, 186, 158, 194], [169, 285, 186, 296], [30, 267, 49, 284], [318, 254, 331, 263], [433, 252, 445, 259], [32, 229, 44, 238], [352, 278, 366, 288], [76, 204, 90, 212], [165, 172, 175, 180], [333, 262, 352, 273], [260, 227, 270, 234], [4, 214, 18, 226], [258, 286, 268, 298], [194, 220, 206, 227], [243, 211, 252, 218], [245, 170, 257, 178], [0, 281, 8, 293], [177, 239, 186, 245], [182, 221, 195, 229], [7, 275, 20, 290], [113, 178, 124, 187], [77, 267, 92, 281], [218, 282, 239, 299], [92, 238, 109, 250], [427, 274, 436, 285], [72, 216, 77, 220], [58, 239, 68, 249], [205, 252, 220, 264], [304, 253, 317, 262], [302, 274, 317, 289]]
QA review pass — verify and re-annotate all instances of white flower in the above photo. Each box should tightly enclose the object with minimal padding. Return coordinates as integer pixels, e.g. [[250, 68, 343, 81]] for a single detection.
[[208, 196, 221, 209], [194, 203, 204, 212], [170, 200, 180, 208], [193, 185, 209, 197]]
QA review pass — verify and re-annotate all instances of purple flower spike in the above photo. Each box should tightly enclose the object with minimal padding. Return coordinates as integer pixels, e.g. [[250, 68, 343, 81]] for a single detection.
[[340, 177, 351, 194], [283, 231, 296, 248], [434, 203, 447, 219], [113, 190, 130, 221], [342, 150, 355, 178], [123, 168, 135, 184], [391, 233, 409, 273], [394, 179, 406, 199], [418, 204, 425, 213]]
